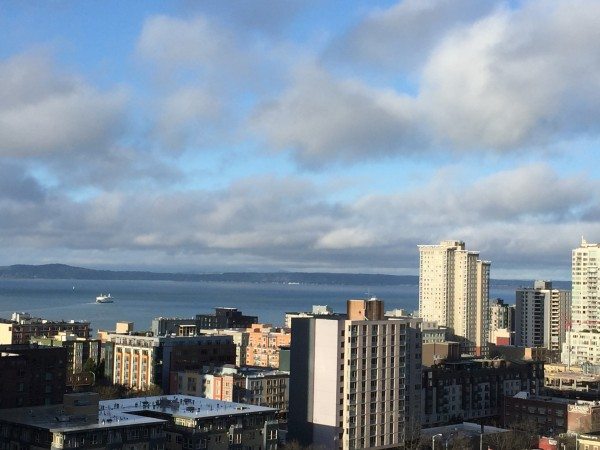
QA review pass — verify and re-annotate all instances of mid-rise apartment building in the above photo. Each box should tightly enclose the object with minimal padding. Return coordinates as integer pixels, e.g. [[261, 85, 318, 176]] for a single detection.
[[106, 334, 235, 391], [288, 297, 422, 449], [171, 365, 289, 420], [563, 239, 600, 365], [245, 324, 291, 369], [31, 331, 101, 377], [0, 312, 90, 345], [418, 240, 490, 356], [0, 392, 280, 450], [0, 344, 67, 409], [488, 299, 515, 345], [515, 281, 571, 351], [151, 307, 257, 337], [422, 358, 543, 427]]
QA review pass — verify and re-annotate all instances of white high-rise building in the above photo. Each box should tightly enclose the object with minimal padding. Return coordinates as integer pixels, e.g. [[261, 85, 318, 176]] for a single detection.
[[562, 239, 600, 365], [418, 240, 490, 356]]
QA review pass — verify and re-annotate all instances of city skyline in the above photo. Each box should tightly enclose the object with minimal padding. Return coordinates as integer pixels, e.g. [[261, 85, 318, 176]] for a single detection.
[[1, 1, 600, 279]]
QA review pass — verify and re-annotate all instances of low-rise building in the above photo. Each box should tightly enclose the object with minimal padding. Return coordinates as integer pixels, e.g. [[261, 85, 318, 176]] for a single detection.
[[284, 305, 337, 328], [171, 366, 289, 421], [0, 392, 279, 450], [0, 344, 67, 409], [0, 312, 90, 345], [503, 392, 571, 435]]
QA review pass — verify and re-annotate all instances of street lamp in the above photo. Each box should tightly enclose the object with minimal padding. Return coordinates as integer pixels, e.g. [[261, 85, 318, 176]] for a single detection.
[[432, 433, 443, 450]]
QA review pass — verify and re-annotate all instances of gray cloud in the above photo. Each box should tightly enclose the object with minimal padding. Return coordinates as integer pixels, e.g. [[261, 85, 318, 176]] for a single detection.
[[325, 0, 496, 72], [251, 65, 425, 166], [250, 0, 600, 165], [0, 164, 597, 278], [420, 0, 600, 149], [0, 52, 127, 157]]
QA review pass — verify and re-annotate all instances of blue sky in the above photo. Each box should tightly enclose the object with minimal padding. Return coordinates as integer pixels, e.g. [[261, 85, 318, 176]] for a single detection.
[[0, 0, 599, 279]]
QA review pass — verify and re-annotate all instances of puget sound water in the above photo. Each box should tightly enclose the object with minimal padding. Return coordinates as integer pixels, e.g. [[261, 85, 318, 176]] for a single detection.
[[0, 278, 521, 333]]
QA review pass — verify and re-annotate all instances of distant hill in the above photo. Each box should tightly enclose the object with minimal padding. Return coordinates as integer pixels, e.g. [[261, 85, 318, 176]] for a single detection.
[[0, 263, 571, 288]]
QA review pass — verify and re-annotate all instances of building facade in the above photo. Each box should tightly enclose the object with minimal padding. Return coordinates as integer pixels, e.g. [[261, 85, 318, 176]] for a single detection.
[[0, 313, 90, 345], [422, 358, 544, 427], [245, 324, 291, 369], [515, 281, 571, 351], [0, 344, 67, 409], [563, 239, 600, 365], [171, 366, 289, 421], [107, 334, 235, 391], [31, 332, 101, 377], [0, 393, 279, 450], [418, 240, 490, 356], [288, 298, 422, 449]]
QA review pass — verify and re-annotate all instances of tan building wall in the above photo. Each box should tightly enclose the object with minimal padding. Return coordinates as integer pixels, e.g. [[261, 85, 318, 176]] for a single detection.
[[245, 324, 290, 369], [419, 240, 490, 355]]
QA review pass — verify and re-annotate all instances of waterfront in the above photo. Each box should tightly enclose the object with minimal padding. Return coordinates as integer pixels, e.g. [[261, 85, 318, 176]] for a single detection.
[[0, 278, 523, 332]]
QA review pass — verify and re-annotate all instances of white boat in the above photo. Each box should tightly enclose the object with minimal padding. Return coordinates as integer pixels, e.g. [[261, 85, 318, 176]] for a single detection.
[[96, 293, 114, 303]]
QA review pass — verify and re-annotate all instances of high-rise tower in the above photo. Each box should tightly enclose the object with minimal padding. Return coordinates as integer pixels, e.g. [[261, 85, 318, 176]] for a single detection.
[[288, 298, 422, 449], [418, 240, 490, 356], [562, 238, 600, 365]]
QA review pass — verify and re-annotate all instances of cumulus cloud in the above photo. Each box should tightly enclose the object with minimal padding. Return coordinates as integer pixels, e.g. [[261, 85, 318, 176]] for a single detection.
[[420, 0, 600, 149], [1, 164, 598, 277], [251, 65, 423, 166], [0, 52, 127, 157], [250, 0, 600, 165], [326, 0, 495, 72]]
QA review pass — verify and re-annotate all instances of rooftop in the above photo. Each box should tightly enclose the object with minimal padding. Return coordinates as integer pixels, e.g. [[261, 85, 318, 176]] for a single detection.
[[0, 395, 276, 433]]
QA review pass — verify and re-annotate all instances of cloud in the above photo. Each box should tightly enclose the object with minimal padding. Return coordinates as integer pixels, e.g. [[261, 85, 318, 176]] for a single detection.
[[251, 65, 424, 166], [0, 163, 597, 278], [420, 0, 600, 149], [250, 0, 600, 165], [0, 52, 127, 157], [326, 0, 495, 72]]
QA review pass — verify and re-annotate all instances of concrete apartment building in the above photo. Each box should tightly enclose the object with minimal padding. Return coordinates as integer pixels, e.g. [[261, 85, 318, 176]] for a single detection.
[[515, 281, 571, 352], [563, 239, 600, 365], [0, 312, 90, 345], [422, 358, 543, 427], [0, 344, 67, 409], [31, 331, 101, 377], [171, 365, 289, 421], [104, 333, 235, 391], [488, 298, 514, 345], [151, 308, 258, 337], [0, 392, 279, 450], [245, 324, 291, 369], [418, 240, 490, 356], [288, 297, 422, 450]]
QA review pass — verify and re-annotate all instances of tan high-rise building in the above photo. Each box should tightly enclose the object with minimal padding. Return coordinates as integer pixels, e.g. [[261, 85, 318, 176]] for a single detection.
[[562, 238, 600, 365], [288, 298, 422, 449], [418, 240, 490, 356]]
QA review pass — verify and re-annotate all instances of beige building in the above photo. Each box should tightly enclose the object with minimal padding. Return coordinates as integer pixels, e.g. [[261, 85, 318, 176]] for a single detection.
[[288, 298, 422, 449], [0, 312, 90, 345], [418, 240, 490, 355], [563, 239, 600, 365], [245, 324, 291, 369]]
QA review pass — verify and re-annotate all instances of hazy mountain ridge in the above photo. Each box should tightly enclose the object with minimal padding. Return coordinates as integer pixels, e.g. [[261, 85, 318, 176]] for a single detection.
[[0, 264, 571, 288]]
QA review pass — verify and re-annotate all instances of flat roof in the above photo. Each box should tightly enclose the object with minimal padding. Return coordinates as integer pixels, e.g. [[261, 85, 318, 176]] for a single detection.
[[0, 395, 276, 433]]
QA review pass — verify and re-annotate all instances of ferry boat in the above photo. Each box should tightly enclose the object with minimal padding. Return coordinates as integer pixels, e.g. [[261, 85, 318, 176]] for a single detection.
[[95, 293, 114, 303]]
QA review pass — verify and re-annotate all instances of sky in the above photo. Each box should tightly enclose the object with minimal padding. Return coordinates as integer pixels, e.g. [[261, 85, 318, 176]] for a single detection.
[[0, 0, 599, 279]]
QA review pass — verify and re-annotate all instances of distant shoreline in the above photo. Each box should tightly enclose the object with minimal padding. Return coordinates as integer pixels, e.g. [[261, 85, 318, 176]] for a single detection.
[[0, 264, 571, 288]]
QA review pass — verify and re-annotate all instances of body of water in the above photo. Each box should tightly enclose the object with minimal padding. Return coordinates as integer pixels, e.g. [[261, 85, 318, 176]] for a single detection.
[[0, 279, 521, 332]]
